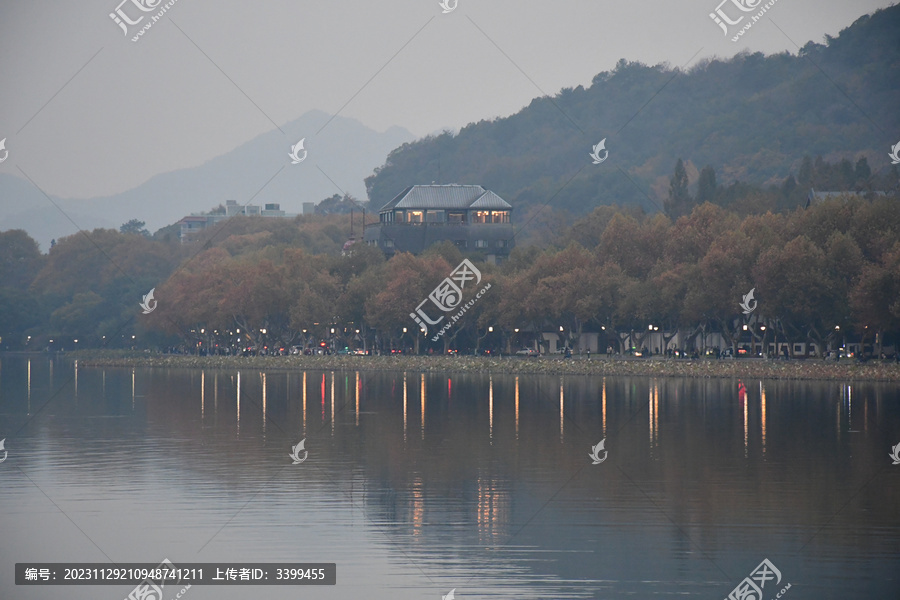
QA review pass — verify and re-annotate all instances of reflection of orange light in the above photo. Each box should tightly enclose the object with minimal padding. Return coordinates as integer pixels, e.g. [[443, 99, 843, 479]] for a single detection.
[[410, 477, 424, 537], [602, 378, 607, 436], [476, 476, 509, 542], [515, 376, 520, 439], [760, 382, 766, 455]]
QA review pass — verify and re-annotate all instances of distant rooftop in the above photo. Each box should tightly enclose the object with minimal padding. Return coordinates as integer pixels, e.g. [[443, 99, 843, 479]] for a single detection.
[[379, 185, 513, 212]]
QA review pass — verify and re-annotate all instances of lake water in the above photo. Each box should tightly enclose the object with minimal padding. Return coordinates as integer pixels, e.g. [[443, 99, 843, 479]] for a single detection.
[[1, 355, 899, 599]]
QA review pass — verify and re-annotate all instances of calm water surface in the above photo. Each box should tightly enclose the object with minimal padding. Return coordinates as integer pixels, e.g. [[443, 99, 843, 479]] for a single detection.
[[1, 355, 899, 599]]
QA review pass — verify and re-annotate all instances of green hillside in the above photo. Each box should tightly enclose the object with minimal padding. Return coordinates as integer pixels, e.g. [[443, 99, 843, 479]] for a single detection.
[[365, 6, 900, 217]]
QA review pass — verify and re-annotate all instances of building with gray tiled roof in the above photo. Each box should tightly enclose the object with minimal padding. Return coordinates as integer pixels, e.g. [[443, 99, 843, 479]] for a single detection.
[[363, 185, 514, 263]]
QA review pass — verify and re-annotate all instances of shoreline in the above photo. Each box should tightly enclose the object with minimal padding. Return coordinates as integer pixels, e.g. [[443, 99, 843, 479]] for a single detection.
[[51, 351, 900, 381]]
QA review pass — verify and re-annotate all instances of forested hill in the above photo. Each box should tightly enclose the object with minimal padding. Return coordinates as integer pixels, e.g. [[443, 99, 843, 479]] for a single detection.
[[365, 5, 900, 216]]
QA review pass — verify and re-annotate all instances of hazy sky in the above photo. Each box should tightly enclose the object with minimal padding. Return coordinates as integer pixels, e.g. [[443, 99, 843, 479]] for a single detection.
[[0, 0, 892, 199]]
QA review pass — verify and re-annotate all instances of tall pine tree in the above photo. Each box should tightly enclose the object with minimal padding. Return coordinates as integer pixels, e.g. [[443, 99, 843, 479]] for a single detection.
[[665, 158, 692, 219]]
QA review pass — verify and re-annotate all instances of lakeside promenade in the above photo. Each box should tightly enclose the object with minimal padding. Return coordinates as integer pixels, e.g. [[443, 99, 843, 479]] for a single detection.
[[64, 351, 900, 382]]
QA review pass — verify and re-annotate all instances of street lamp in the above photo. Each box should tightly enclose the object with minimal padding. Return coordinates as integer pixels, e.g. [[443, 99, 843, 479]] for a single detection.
[[261, 328, 267, 334], [488, 326, 493, 332], [559, 326, 564, 332]]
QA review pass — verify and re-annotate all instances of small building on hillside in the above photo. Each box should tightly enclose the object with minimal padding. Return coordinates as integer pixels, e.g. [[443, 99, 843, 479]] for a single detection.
[[178, 200, 296, 242], [806, 188, 887, 207], [363, 184, 515, 263]]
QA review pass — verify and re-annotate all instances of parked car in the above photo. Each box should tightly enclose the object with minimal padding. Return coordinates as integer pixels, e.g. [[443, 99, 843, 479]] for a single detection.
[[515, 348, 539, 356]]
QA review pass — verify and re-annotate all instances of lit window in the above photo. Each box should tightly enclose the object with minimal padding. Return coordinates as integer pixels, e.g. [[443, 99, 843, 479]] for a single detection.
[[474, 211, 490, 223], [475, 240, 487, 248], [408, 210, 424, 223]]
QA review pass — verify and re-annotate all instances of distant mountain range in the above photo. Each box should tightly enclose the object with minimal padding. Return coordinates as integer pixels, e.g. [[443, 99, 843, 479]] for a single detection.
[[0, 110, 413, 251]]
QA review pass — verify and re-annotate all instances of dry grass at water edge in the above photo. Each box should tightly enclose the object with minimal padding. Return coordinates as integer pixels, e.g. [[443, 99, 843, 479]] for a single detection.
[[68, 351, 900, 381]]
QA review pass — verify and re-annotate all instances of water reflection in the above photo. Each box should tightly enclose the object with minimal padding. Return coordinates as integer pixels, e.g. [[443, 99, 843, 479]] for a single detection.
[[489, 374, 494, 444], [476, 475, 509, 544], [514, 376, 520, 440], [602, 376, 607, 437], [760, 381, 767, 456], [403, 372, 408, 442], [0, 358, 898, 600], [649, 379, 659, 452], [420, 373, 425, 440], [559, 376, 564, 443]]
